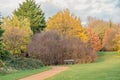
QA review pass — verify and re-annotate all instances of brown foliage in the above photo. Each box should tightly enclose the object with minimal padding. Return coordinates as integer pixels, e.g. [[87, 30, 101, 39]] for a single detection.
[[27, 30, 97, 65]]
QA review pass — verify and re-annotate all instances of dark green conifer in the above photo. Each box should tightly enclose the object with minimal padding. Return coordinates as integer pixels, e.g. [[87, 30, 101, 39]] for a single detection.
[[14, 0, 46, 33]]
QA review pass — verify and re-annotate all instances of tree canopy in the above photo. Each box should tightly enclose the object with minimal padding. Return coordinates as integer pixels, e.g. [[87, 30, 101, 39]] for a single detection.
[[0, 13, 6, 60], [46, 9, 87, 42], [1, 16, 32, 55], [14, 0, 46, 33], [87, 28, 102, 51]]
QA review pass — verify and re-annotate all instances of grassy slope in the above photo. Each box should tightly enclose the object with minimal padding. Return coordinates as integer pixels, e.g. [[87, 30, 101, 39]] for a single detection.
[[0, 67, 50, 80], [47, 52, 120, 80]]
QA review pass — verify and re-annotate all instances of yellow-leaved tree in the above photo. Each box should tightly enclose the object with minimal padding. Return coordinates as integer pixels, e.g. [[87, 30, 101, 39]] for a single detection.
[[114, 28, 120, 55], [1, 16, 33, 55], [46, 9, 87, 42]]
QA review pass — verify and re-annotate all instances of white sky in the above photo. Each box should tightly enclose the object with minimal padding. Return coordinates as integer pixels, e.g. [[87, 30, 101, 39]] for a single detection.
[[0, 0, 120, 24]]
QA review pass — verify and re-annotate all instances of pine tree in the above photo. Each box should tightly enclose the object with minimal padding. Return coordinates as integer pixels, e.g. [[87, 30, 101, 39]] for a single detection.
[[0, 12, 2, 25], [0, 28, 4, 54], [14, 0, 46, 33], [0, 13, 5, 60]]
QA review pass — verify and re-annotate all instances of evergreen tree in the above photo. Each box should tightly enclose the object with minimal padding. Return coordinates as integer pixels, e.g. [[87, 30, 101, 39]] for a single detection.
[[0, 28, 4, 54], [0, 13, 5, 60], [14, 0, 46, 33], [0, 12, 2, 25], [0, 13, 4, 49]]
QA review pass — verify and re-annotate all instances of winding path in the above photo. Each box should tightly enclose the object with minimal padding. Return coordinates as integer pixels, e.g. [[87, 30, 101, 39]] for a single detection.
[[19, 66, 68, 80]]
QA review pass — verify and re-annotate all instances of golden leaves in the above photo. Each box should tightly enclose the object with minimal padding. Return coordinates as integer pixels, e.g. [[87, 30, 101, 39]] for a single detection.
[[46, 9, 87, 42]]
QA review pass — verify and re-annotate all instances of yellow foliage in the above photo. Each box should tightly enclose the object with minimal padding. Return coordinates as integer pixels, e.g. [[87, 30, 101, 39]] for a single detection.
[[1, 16, 33, 55], [114, 28, 120, 55], [46, 9, 87, 42], [118, 50, 120, 56]]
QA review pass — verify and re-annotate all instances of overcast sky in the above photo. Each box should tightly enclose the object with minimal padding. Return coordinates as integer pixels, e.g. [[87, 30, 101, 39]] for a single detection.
[[0, 0, 120, 24]]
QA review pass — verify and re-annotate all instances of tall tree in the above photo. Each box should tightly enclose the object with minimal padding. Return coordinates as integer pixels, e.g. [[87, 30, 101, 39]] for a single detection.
[[14, 0, 46, 33], [0, 28, 4, 60], [1, 16, 32, 55], [87, 28, 102, 51], [113, 28, 120, 54], [87, 16, 110, 40], [0, 13, 5, 60], [0, 12, 2, 25], [102, 28, 117, 51], [46, 9, 87, 42]]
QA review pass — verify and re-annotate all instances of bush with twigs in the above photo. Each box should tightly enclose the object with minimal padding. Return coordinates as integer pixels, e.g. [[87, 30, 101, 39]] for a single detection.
[[27, 30, 97, 65]]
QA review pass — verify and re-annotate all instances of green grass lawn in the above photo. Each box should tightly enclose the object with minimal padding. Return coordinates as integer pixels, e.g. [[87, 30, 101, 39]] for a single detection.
[[46, 52, 120, 80], [0, 67, 50, 80]]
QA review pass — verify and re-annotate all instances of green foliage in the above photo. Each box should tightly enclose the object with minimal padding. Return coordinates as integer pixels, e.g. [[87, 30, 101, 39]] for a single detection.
[[0, 22, 1, 26], [0, 28, 4, 55], [0, 60, 9, 74], [0, 50, 10, 61], [0, 60, 4, 68], [0, 12, 2, 25], [0, 21, 8, 61], [14, 0, 46, 33], [5, 57, 44, 70]]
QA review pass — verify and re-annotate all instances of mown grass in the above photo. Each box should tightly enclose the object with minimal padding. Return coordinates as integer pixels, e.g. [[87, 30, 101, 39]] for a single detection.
[[0, 67, 50, 80], [47, 52, 120, 80]]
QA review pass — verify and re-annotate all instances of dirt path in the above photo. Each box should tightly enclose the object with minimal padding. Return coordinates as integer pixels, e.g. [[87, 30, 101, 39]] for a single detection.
[[19, 66, 68, 80]]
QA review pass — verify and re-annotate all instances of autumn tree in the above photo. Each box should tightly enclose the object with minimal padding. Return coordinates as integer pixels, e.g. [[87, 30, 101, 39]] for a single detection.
[[113, 28, 120, 54], [87, 17, 110, 40], [1, 16, 32, 55], [87, 28, 102, 51], [46, 9, 87, 42], [102, 28, 117, 51], [14, 0, 46, 33]]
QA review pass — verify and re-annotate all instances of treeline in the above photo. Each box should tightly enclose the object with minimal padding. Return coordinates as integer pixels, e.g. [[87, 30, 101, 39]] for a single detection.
[[87, 17, 120, 51], [0, 0, 120, 66]]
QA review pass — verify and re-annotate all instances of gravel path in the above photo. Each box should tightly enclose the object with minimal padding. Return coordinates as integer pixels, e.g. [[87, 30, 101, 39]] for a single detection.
[[19, 66, 68, 80]]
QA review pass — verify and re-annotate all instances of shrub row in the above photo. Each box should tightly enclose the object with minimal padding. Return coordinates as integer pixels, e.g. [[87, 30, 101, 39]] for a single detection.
[[5, 57, 44, 70]]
